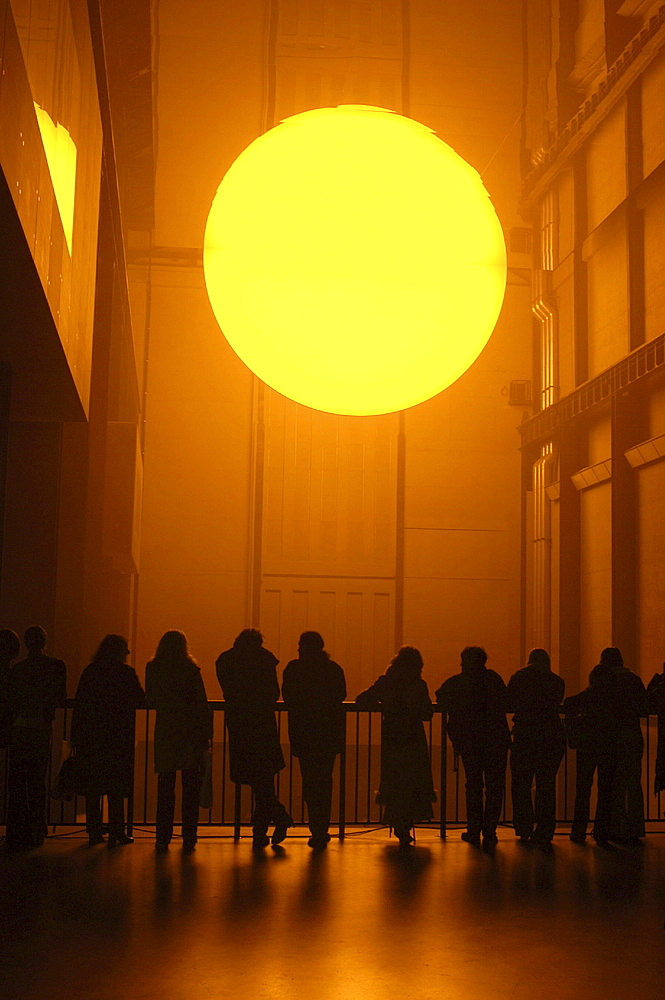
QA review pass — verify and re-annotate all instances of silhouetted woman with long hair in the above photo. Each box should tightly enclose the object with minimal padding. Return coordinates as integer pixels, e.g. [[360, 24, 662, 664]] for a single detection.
[[71, 634, 145, 846], [145, 630, 212, 853], [282, 631, 346, 849], [356, 646, 435, 847]]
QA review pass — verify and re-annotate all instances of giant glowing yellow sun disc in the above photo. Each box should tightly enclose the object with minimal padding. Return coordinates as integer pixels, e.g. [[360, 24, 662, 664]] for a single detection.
[[204, 105, 507, 416]]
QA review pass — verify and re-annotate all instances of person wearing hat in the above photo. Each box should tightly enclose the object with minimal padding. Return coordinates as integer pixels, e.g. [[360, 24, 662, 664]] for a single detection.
[[507, 648, 565, 847]]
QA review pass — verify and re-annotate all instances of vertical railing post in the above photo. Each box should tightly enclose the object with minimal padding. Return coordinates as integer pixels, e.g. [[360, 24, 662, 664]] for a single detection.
[[367, 711, 373, 824], [234, 782, 242, 841], [439, 709, 447, 839], [127, 712, 135, 837], [645, 712, 650, 822], [354, 710, 360, 823], [220, 705, 227, 823], [142, 707, 149, 826], [338, 707, 347, 840], [561, 717, 567, 824], [57, 703, 69, 829]]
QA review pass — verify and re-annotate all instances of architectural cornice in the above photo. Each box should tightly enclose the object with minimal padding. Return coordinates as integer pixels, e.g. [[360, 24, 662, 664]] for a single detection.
[[519, 332, 665, 448], [521, 5, 665, 212]]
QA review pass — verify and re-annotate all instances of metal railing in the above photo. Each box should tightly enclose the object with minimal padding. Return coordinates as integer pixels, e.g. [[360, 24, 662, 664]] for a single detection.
[[2, 701, 663, 839]]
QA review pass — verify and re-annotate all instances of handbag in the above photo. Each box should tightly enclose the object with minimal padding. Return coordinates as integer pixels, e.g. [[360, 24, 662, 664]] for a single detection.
[[199, 749, 213, 810], [52, 749, 80, 801], [563, 712, 585, 751]]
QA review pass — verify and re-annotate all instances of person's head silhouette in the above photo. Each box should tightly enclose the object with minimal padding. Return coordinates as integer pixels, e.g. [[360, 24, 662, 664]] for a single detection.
[[93, 634, 130, 663], [527, 648, 550, 670], [24, 625, 47, 653], [0, 628, 20, 661], [155, 630, 190, 661], [387, 645, 424, 680], [599, 647, 624, 670], [460, 646, 487, 672], [234, 628, 263, 649], [298, 631, 325, 657]]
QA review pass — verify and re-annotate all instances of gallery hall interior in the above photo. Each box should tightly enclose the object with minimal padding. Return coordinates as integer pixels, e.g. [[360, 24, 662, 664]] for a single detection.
[[1, 1, 665, 998]]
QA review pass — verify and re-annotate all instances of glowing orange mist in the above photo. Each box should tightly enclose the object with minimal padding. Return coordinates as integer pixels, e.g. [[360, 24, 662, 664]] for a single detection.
[[204, 106, 507, 416]]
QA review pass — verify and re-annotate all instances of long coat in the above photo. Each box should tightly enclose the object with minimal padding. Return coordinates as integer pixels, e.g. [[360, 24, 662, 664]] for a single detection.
[[216, 644, 284, 784], [647, 672, 665, 794], [507, 664, 565, 764], [8, 651, 67, 766], [145, 658, 212, 773], [563, 664, 619, 754], [356, 673, 436, 823], [71, 658, 145, 796], [0, 663, 12, 747], [507, 666, 565, 741], [436, 668, 510, 757], [8, 651, 67, 729], [281, 654, 347, 757], [611, 666, 647, 840], [564, 663, 647, 840]]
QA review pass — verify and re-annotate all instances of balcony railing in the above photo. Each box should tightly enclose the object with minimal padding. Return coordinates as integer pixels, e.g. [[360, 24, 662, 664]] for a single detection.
[[2, 701, 663, 839]]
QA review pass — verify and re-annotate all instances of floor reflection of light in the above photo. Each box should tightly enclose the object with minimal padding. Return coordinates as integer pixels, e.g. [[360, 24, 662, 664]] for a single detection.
[[204, 105, 507, 416]]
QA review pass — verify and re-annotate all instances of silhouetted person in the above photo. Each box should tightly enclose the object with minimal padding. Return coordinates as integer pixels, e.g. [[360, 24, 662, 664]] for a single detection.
[[71, 635, 145, 846], [0, 628, 20, 749], [646, 666, 665, 798], [145, 631, 212, 853], [507, 648, 565, 847], [5, 626, 67, 851], [564, 657, 621, 846], [436, 646, 509, 850], [282, 631, 346, 849], [606, 647, 647, 843], [356, 646, 435, 847], [216, 629, 292, 848]]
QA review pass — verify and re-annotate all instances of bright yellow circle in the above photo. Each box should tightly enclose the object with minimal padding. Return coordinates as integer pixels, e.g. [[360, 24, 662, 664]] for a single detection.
[[204, 106, 507, 416]]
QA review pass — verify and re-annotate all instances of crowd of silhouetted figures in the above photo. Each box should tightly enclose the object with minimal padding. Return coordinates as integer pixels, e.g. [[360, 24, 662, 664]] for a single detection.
[[2, 624, 665, 855]]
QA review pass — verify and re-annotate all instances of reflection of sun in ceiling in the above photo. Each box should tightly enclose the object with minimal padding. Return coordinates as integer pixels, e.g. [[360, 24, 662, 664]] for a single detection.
[[34, 102, 77, 255], [204, 105, 507, 416]]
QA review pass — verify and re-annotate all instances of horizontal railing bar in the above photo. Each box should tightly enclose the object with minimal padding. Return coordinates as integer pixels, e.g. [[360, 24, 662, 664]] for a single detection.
[[2, 702, 662, 837]]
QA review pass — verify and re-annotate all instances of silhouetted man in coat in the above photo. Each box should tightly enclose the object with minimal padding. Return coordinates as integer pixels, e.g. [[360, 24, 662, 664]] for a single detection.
[[564, 657, 620, 845], [606, 647, 647, 842], [507, 648, 565, 846], [216, 629, 292, 848], [436, 646, 509, 849], [6, 626, 67, 850], [282, 631, 346, 848]]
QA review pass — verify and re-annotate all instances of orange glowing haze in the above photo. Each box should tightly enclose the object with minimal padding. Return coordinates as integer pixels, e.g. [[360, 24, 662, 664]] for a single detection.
[[204, 105, 507, 415]]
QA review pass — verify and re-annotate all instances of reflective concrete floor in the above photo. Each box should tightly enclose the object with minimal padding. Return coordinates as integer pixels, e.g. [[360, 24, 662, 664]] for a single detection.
[[1, 826, 665, 1000]]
